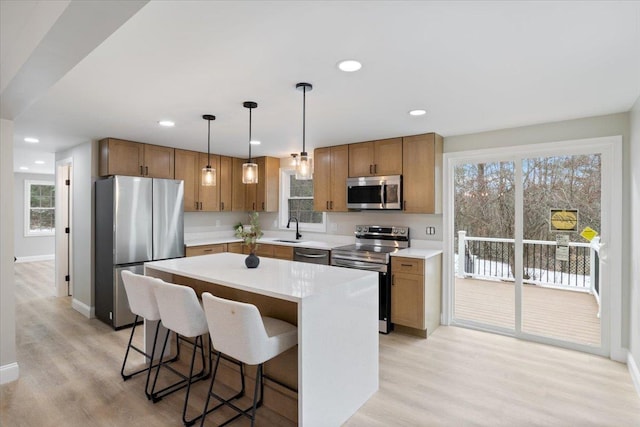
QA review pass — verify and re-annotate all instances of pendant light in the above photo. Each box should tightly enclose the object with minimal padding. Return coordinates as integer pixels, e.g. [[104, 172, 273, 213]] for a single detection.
[[201, 114, 216, 186], [295, 82, 313, 180], [242, 101, 259, 184]]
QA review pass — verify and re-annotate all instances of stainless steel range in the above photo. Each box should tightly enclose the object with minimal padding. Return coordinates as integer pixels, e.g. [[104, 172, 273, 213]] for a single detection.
[[331, 225, 410, 333]]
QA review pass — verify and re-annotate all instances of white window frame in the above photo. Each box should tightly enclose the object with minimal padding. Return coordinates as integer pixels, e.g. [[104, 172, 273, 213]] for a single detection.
[[24, 179, 56, 237], [279, 169, 326, 232]]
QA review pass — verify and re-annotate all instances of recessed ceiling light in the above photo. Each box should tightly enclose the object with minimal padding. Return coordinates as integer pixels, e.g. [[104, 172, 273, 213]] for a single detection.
[[337, 60, 362, 72], [409, 109, 427, 116], [19, 166, 29, 170], [24, 137, 39, 143], [34, 160, 45, 164], [249, 140, 261, 145], [158, 120, 175, 127]]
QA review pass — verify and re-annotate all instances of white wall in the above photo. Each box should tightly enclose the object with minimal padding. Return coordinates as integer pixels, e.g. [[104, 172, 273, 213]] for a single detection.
[[1, 119, 18, 384], [56, 141, 97, 317], [629, 96, 640, 390], [13, 172, 55, 260], [443, 111, 631, 354]]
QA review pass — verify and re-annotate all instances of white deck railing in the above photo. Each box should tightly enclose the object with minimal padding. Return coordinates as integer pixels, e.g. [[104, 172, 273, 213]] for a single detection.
[[457, 231, 601, 312]]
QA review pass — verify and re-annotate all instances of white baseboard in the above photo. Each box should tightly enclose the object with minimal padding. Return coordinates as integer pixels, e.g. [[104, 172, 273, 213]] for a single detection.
[[628, 351, 640, 398], [71, 298, 94, 318], [0, 362, 20, 385], [15, 254, 55, 263]]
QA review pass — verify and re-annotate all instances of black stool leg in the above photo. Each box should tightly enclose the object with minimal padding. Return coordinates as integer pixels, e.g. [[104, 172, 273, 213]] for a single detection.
[[120, 315, 140, 380]]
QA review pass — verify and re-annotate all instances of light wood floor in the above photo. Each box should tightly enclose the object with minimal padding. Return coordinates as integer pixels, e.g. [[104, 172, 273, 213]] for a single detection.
[[455, 277, 601, 345], [2, 261, 639, 426]]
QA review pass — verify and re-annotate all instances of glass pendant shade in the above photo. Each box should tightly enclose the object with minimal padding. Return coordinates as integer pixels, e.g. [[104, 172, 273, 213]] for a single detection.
[[295, 153, 313, 180], [202, 165, 216, 186], [242, 162, 258, 184]]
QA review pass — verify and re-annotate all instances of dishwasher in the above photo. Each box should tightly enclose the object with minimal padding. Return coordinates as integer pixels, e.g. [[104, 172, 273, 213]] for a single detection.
[[293, 247, 330, 265]]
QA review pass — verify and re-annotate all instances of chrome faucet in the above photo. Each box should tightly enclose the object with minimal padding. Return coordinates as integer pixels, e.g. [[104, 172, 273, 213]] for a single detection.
[[287, 217, 302, 240]]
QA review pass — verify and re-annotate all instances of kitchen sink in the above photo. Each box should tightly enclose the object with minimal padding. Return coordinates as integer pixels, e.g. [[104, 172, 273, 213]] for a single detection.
[[272, 239, 305, 244]]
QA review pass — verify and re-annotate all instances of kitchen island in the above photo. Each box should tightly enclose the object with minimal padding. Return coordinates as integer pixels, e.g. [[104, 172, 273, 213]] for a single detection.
[[144, 252, 379, 427]]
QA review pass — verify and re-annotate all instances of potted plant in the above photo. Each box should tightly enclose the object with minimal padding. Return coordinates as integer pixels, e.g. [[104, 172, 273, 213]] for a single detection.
[[234, 211, 263, 268]]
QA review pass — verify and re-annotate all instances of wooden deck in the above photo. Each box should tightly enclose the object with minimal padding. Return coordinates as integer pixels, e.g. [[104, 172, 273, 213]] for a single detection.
[[455, 277, 601, 346]]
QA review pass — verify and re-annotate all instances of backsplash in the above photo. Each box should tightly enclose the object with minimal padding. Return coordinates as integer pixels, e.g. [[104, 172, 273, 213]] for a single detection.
[[184, 210, 443, 242]]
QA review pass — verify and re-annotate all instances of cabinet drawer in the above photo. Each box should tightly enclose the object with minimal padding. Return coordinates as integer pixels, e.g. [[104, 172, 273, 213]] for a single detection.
[[391, 257, 424, 275], [186, 243, 226, 257], [227, 242, 243, 254]]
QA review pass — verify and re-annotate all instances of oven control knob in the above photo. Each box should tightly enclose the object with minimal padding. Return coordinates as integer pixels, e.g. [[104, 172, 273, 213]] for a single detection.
[[356, 226, 363, 232], [399, 229, 406, 234]]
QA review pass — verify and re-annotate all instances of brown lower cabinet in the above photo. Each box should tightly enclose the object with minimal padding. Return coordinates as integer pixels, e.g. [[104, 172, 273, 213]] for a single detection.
[[187, 242, 293, 261], [391, 255, 442, 336], [185, 243, 227, 257]]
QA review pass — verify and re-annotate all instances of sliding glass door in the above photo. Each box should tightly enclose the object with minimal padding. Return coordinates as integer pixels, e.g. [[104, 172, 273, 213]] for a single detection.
[[447, 138, 616, 356]]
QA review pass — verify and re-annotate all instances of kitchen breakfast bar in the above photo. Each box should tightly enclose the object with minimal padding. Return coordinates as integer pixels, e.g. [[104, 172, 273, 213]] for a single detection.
[[144, 252, 379, 426]]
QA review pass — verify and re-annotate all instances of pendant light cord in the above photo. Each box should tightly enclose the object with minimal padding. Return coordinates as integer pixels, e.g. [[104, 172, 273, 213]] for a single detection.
[[302, 86, 306, 154], [207, 118, 211, 168], [248, 107, 252, 162]]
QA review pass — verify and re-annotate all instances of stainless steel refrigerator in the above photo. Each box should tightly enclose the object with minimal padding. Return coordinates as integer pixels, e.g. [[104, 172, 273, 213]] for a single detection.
[[95, 175, 184, 329]]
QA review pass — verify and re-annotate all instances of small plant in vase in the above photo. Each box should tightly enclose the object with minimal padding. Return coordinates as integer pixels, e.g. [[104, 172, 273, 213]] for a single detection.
[[234, 211, 263, 268]]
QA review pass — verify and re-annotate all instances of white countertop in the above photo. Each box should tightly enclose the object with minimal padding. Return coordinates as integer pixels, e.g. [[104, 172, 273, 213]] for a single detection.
[[145, 252, 377, 302], [393, 248, 443, 259]]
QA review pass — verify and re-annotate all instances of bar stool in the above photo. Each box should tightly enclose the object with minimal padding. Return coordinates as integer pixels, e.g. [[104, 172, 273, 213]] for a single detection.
[[120, 270, 179, 399], [150, 281, 213, 426], [200, 293, 298, 427]]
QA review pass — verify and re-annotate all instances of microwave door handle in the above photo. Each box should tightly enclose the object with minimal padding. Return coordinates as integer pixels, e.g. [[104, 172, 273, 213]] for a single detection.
[[380, 181, 386, 207]]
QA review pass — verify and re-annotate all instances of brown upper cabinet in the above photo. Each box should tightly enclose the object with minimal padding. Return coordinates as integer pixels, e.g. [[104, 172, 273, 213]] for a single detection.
[[232, 156, 280, 212], [313, 145, 349, 212], [402, 133, 443, 214], [348, 137, 402, 177], [99, 138, 174, 179], [219, 156, 233, 212], [175, 149, 225, 212]]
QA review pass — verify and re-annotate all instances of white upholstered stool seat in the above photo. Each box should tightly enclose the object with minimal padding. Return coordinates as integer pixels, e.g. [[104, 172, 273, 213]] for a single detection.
[[120, 270, 179, 399], [200, 293, 298, 427], [151, 281, 212, 426]]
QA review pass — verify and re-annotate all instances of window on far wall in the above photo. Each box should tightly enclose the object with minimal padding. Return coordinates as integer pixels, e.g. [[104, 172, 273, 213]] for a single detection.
[[279, 170, 326, 232], [25, 180, 55, 237]]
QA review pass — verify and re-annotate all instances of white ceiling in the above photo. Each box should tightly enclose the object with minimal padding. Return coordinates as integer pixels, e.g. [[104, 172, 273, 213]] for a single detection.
[[7, 1, 640, 174]]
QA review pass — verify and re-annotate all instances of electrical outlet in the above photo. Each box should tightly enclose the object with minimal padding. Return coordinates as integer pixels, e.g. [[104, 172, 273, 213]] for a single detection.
[[426, 226, 436, 235]]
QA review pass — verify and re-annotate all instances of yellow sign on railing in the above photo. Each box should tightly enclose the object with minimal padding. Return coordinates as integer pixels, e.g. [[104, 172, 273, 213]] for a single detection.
[[580, 226, 598, 242]]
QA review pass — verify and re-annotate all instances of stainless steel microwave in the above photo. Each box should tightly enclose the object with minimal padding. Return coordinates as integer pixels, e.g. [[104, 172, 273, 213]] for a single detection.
[[346, 175, 402, 210]]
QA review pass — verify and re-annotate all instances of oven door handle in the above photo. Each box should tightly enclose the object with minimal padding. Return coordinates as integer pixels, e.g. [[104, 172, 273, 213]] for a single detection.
[[332, 259, 385, 271]]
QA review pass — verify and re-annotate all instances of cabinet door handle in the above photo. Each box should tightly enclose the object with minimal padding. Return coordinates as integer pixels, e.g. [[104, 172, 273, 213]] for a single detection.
[[200, 202, 203, 210], [403, 200, 407, 211], [221, 202, 224, 211], [392, 274, 395, 286], [203, 249, 213, 253], [140, 165, 144, 175], [401, 263, 413, 267], [194, 201, 198, 210], [253, 202, 256, 211], [145, 166, 149, 176], [330, 200, 333, 210], [326, 201, 329, 210], [369, 164, 373, 174], [262, 202, 265, 210], [374, 164, 377, 174]]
